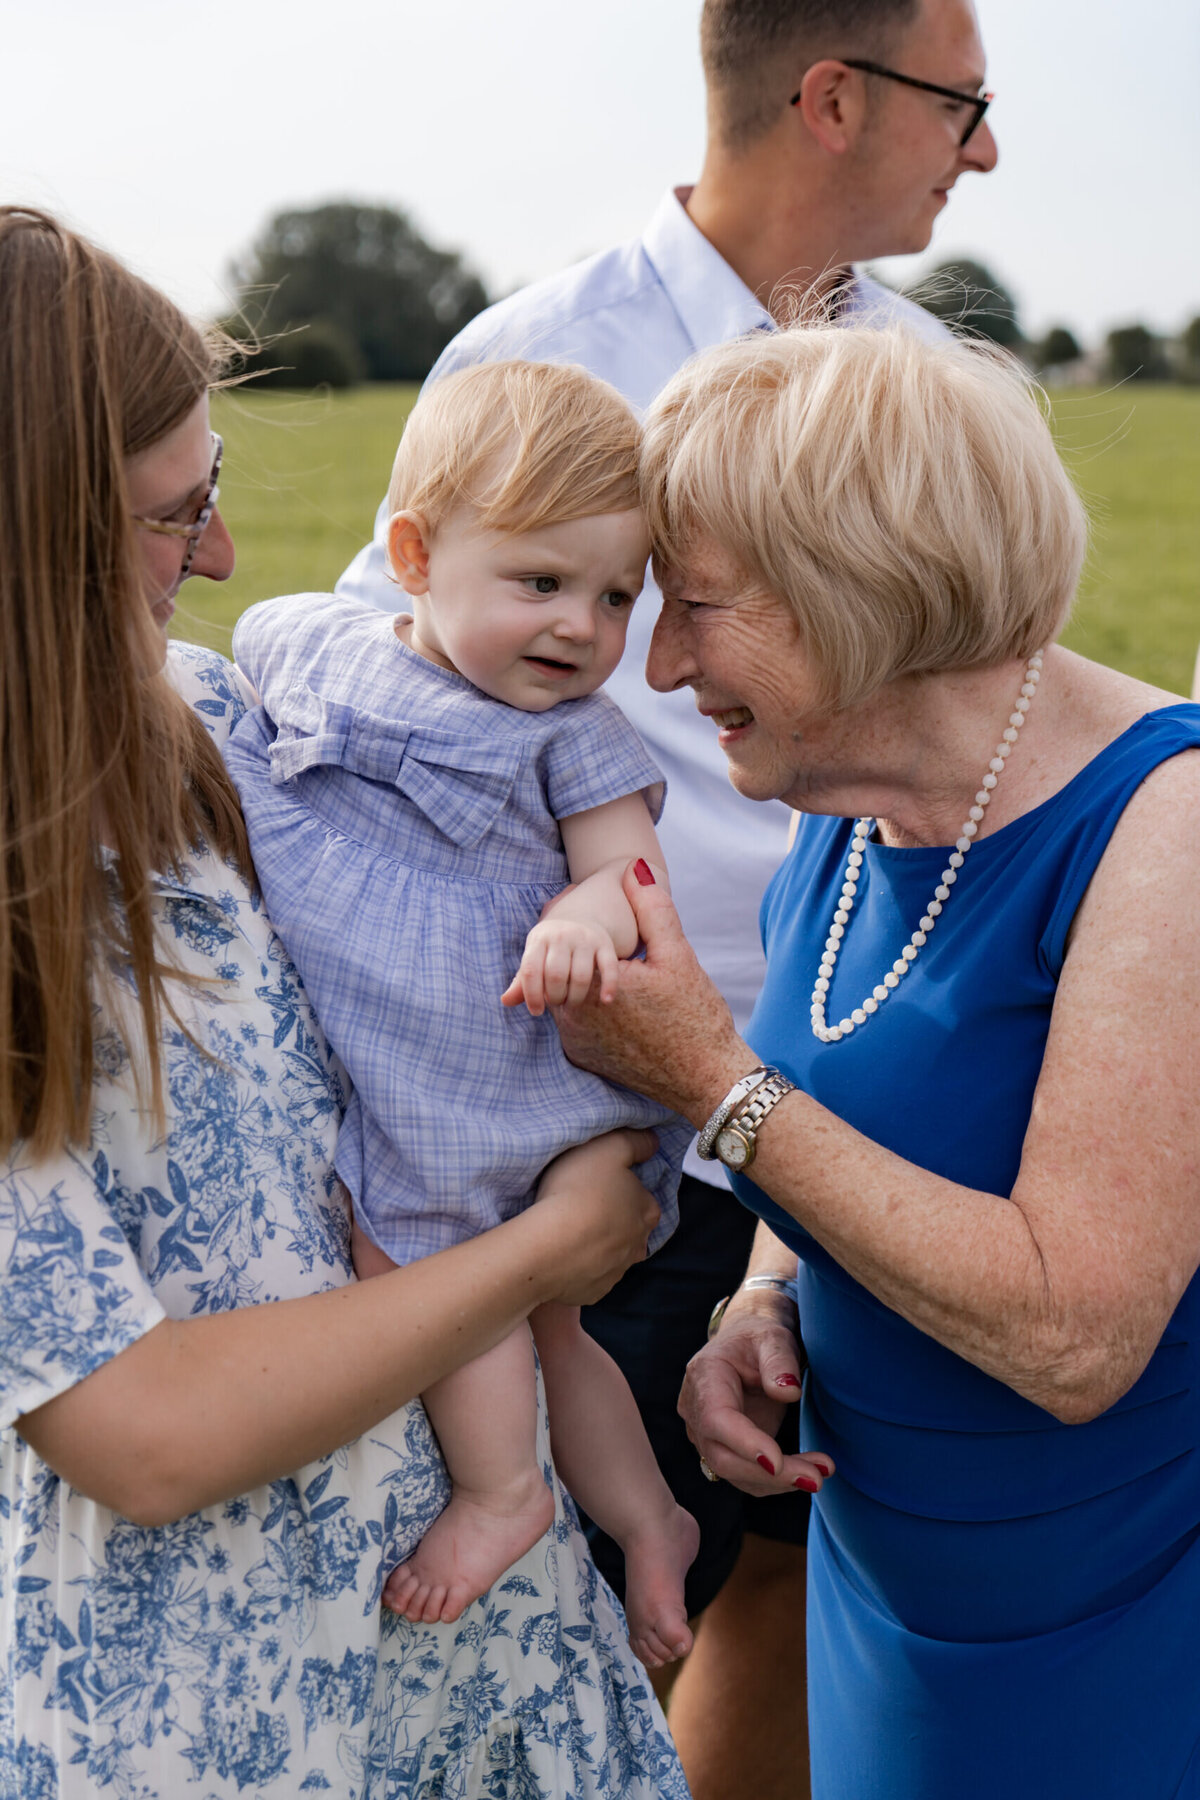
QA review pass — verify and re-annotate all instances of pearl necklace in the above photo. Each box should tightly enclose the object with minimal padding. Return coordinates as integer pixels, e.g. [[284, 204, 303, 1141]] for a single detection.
[[810, 650, 1044, 1045]]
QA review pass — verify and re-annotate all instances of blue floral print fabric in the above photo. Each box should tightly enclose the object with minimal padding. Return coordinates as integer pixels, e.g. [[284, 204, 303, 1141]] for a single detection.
[[0, 645, 688, 1800]]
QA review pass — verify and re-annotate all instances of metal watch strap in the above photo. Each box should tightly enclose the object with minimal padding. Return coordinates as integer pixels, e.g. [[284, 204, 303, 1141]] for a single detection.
[[707, 1274, 797, 1340], [696, 1066, 771, 1159], [712, 1070, 796, 1171]]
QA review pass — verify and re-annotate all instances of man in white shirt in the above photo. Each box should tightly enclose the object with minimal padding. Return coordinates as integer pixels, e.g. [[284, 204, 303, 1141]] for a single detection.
[[339, 1, 996, 1789]]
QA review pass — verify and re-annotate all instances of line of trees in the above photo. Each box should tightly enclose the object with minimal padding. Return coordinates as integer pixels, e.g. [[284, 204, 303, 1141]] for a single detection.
[[223, 202, 489, 389], [220, 201, 1199, 391], [897, 257, 1200, 385]]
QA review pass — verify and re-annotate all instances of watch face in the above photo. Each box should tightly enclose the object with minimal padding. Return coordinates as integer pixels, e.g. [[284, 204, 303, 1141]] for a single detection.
[[707, 1295, 732, 1341], [716, 1126, 752, 1170]]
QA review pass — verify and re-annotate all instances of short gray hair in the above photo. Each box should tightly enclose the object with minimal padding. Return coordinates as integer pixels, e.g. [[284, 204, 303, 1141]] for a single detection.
[[640, 326, 1088, 708]]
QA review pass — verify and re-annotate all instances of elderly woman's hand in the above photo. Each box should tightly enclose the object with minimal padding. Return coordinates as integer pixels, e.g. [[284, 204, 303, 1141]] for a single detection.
[[554, 863, 749, 1121], [679, 1297, 834, 1497], [528, 1128, 662, 1306]]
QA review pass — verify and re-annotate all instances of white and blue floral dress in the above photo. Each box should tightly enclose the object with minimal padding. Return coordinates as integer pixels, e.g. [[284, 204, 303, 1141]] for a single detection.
[[0, 645, 689, 1800]]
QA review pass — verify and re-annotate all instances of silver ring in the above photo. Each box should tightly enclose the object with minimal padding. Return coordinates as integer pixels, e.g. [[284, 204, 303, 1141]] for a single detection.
[[698, 1456, 720, 1484]]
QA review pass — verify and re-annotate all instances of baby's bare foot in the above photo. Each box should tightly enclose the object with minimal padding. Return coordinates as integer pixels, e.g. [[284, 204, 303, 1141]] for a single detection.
[[622, 1503, 700, 1669], [383, 1469, 555, 1625]]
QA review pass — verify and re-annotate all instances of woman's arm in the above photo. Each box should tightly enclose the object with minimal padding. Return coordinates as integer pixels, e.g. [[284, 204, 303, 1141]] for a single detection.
[[17, 1129, 660, 1526], [556, 755, 1200, 1423], [503, 793, 668, 1011]]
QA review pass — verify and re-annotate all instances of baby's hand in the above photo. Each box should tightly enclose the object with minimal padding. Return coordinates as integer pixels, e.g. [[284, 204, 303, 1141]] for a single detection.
[[501, 918, 620, 1015]]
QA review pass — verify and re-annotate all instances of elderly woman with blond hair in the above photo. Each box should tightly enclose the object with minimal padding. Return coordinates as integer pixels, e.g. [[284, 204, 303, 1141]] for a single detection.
[[557, 325, 1200, 1800]]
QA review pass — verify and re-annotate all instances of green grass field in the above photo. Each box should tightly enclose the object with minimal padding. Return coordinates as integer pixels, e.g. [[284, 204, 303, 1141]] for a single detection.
[[1052, 386, 1200, 695], [173, 384, 419, 653], [179, 384, 1200, 697]]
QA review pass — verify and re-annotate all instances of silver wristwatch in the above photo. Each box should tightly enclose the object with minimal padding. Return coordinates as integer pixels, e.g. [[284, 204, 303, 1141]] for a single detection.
[[708, 1069, 796, 1172], [696, 1067, 771, 1160]]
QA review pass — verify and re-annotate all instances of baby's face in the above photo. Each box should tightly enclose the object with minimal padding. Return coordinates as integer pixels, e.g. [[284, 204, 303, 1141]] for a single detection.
[[402, 507, 650, 711]]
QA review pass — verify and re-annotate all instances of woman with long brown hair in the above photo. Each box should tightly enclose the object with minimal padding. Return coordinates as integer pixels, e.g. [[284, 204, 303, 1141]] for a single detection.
[[0, 207, 687, 1799]]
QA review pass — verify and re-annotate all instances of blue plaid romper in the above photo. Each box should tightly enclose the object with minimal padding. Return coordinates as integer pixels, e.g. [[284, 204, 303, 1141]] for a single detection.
[[226, 594, 686, 1265]]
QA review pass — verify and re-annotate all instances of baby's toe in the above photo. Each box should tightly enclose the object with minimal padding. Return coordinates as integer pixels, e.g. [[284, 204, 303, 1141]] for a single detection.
[[441, 1582, 471, 1625], [632, 1637, 665, 1669], [382, 1566, 417, 1614], [420, 1583, 448, 1624], [400, 1581, 432, 1623]]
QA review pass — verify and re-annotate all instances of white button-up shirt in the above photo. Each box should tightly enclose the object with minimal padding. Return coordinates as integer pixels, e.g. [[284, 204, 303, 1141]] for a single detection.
[[337, 188, 947, 1182]]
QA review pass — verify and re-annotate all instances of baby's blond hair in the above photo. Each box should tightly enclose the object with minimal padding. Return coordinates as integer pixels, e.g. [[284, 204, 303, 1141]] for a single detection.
[[641, 326, 1089, 709], [387, 360, 642, 549]]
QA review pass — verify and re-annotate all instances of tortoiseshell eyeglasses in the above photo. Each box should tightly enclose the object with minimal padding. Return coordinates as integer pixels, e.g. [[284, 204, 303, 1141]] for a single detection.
[[132, 432, 223, 578]]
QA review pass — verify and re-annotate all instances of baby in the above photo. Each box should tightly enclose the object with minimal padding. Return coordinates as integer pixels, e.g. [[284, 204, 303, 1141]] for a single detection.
[[225, 361, 698, 1667]]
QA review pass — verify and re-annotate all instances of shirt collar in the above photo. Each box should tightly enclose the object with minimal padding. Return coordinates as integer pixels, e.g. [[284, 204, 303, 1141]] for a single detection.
[[642, 187, 775, 353]]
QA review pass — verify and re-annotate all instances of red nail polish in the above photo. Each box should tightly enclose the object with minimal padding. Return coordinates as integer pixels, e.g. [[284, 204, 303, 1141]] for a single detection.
[[775, 1373, 801, 1389], [634, 858, 655, 886], [757, 1454, 776, 1476], [812, 1461, 832, 1478], [794, 1476, 818, 1492]]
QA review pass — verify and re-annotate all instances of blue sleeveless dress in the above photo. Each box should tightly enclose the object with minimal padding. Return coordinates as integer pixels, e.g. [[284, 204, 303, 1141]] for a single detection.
[[733, 705, 1200, 1800]]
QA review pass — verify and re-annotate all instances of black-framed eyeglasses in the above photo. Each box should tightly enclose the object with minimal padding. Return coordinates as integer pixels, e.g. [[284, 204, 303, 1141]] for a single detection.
[[790, 60, 993, 146], [132, 432, 223, 578]]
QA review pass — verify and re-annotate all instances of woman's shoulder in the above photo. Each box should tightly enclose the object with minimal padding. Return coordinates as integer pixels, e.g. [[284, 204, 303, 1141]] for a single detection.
[[1041, 652, 1200, 787], [1070, 714, 1200, 914], [1113, 701, 1200, 789], [1035, 688, 1200, 833], [167, 642, 258, 750]]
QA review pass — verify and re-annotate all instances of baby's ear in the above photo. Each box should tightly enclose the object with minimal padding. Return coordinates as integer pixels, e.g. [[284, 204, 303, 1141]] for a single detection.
[[387, 512, 432, 594]]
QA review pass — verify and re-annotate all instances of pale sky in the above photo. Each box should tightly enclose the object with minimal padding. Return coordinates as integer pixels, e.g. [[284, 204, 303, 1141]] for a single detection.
[[4, 0, 1198, 347]]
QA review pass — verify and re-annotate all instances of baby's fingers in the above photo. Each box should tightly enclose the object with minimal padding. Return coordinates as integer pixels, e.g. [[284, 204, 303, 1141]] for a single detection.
[[500, 972, 526, 1008], [519, 950, 548, 1017], [565, 944, 601, 1007], [593, 942, 620, 1005], [534, 939, 583, 1011]]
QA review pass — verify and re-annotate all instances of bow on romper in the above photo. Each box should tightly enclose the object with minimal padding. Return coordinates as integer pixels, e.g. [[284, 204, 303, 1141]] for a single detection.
[[225, 593, 687, 1266]]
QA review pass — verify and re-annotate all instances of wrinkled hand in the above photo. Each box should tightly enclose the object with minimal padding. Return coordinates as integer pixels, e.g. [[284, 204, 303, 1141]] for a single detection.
[[679, 1309, 834, 1497], [527, 1129, 661, 1305], [553, 862, 746, 1120], [502, 918, 619, 1015]]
